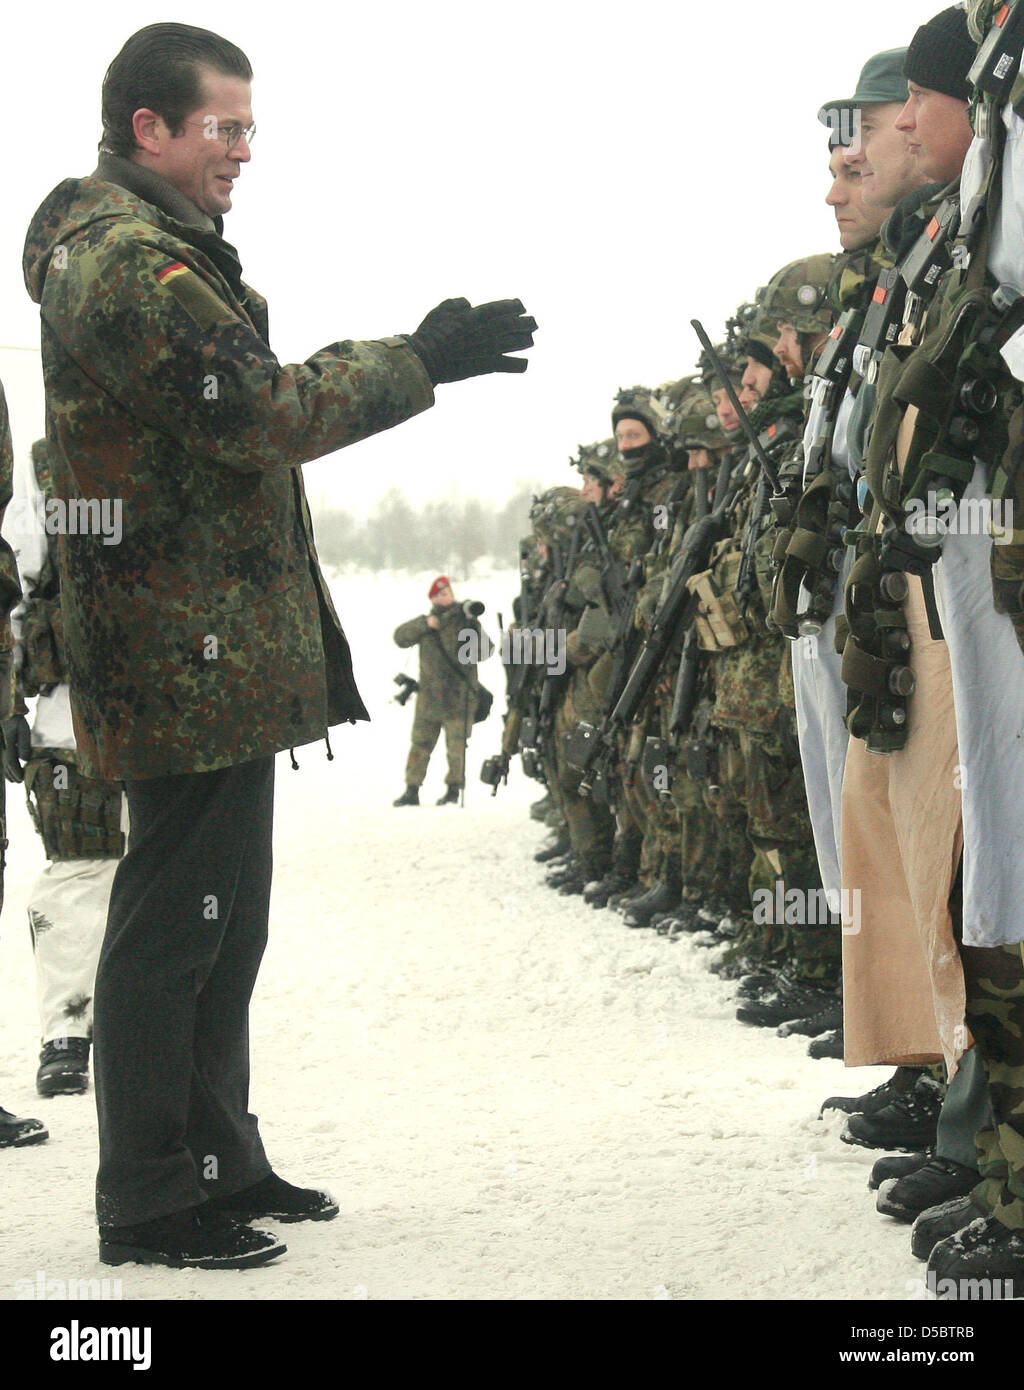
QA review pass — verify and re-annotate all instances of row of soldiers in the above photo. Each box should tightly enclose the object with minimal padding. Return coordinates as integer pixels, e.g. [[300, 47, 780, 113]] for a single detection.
[[485, 3, 1024, 1297]]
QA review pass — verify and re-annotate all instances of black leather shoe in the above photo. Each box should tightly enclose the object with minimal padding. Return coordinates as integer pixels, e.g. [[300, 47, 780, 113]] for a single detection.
[[436, 785, 461, 805], [393, 786, 420, 807], [99, 1205, 286, 1269], [204, 1171, 339, 1224], [0, 1106, 48, 1147]]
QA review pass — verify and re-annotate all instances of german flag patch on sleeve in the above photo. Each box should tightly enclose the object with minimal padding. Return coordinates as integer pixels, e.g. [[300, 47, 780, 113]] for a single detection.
[[154, 259, 231, 331]]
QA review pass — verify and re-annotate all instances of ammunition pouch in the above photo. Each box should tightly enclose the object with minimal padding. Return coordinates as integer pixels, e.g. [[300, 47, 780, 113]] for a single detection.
[[840, 541, 914, 753], [18, 595, 67, 697], [640, 736, 672, 801], [688, 542, 749, 652], [518, 716, 539, 752], [564, 721, 599, 775], [772, 471, 852, 638], [24, 752, 124, 861], [520, 746, 545, 782]]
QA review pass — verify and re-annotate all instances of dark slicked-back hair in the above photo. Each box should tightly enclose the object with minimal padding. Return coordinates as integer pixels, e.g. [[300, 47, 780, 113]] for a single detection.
[[100, 22, 252, 156]]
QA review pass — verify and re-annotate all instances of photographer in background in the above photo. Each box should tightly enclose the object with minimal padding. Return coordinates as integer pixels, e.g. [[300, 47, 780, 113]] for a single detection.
[[393, 578, 490, 806]]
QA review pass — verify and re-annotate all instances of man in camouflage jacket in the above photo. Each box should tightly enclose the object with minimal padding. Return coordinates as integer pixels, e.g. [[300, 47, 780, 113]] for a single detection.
[[20, 22, 533, 1266], [393, 577, 484, 804]]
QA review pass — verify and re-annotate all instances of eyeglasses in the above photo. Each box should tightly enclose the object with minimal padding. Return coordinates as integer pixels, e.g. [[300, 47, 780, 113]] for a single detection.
[[184, 119, 256, 151]]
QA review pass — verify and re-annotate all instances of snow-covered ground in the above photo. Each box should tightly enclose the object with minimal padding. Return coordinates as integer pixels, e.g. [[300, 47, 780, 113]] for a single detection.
[[0, 567, 924, 1301]]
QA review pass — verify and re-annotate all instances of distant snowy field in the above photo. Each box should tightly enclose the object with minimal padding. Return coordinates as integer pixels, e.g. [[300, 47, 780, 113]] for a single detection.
[[0, 565, 921, 1301]]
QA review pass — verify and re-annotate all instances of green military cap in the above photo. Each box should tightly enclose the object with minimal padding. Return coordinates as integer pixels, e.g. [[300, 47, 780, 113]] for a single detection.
[[611, 385, 667, 440], [753, 253, 837, 338], [818, 48, 910, 144]]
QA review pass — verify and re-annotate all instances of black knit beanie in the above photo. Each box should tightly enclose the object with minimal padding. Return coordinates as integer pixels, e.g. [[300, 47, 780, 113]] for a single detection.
[[903, 5, 975, 102]]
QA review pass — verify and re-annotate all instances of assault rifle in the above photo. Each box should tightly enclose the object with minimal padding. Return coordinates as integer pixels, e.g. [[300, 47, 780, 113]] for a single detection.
[[572, 454, 752, 797]]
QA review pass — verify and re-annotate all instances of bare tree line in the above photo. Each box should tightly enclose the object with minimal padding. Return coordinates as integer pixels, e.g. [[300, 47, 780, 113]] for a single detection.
[[309, 481, 543, 572]]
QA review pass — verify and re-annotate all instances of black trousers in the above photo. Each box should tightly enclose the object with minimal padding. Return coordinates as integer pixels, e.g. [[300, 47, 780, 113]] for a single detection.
[[94, 758, 275, 1226]]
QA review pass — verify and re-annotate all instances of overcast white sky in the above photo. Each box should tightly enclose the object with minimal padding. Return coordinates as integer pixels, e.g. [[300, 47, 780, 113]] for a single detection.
[[1, 0, 944, 518]]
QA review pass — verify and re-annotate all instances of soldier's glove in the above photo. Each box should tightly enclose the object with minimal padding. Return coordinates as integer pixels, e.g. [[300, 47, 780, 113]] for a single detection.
[[0, 715, 31, 783], [406, 298, 537, 385]]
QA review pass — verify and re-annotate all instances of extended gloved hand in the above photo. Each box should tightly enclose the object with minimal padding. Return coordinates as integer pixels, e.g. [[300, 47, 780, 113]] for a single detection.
[[0, 715, 32, 783], [407, 298, 536, 385]]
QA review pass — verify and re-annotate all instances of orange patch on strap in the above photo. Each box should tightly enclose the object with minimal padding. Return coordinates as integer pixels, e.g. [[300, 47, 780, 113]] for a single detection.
[[156, 261, 189, 284], [873, 285, 888, 304]]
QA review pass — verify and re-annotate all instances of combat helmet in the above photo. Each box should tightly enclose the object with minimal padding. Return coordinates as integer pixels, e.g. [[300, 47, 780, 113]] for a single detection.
[[611, 385, 668, 441], [530, 485, 585, 545], [662, 376, 727, 453], [571, 438, 621, 487], [753, 253, 837, 338]]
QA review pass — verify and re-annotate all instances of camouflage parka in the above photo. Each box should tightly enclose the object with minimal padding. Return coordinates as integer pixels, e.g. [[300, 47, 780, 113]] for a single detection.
[[22, 157, 434, 779], [394, 604, 482, 722]]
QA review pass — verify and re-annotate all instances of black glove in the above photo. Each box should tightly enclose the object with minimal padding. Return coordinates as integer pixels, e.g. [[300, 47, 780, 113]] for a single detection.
[[406, 298, 536, 385], [1, 715, 32, 783]]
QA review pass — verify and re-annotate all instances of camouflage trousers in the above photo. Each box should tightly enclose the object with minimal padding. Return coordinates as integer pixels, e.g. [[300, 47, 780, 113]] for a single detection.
[[405, 707, 470, 788], [961, 942, 1024, 1230], [554, 699, 613, 876], [671, 757, 746, 908], [708, 725, 838, 983]]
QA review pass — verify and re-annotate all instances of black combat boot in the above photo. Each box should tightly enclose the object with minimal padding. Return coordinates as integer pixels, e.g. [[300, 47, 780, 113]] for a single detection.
[[393, 786, 420, 807], [926, 1213, 1024, 1295], [583, 870, 636, 909], [535, 832, 571, 864], [608, 881, 649, 910], [735, 976, 839, 1028], [876, 1157, 980, 1223], [777, 999, 844, 1039], [436, 785, 461, 805], [624, 880, 682, 929], [820, 1066, 923, 1118], [37, 1036, 91, 1097], [841, 1073, 943, 1152], [911, 1196, 984, 1261], [868, 1151, 932, 1191], [545, 857, 581, 889], [807, 1029, 844, 1060], [529, 794, 552, 823]]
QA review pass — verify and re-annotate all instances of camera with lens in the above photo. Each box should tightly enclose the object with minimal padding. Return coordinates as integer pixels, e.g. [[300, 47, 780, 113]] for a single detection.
[[480, 754, 509, 790], [392, 673, 419, 706]]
